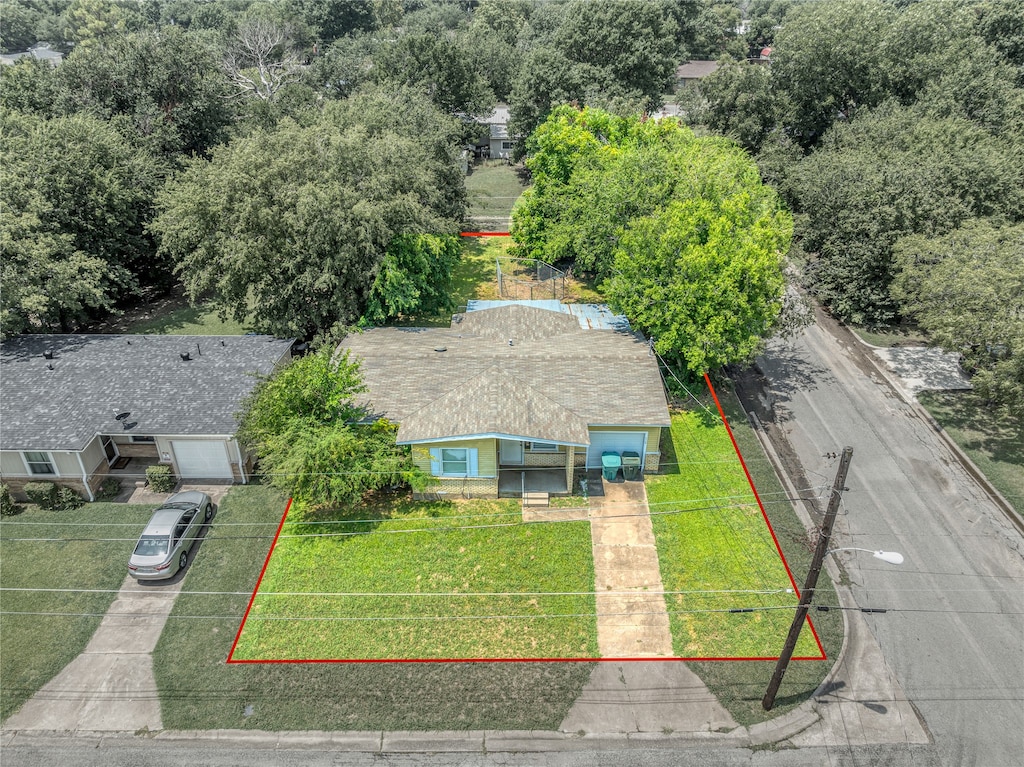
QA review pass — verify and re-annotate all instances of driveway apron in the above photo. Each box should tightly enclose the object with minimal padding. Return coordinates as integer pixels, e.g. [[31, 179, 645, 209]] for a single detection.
[[4, 574, 181, 732]]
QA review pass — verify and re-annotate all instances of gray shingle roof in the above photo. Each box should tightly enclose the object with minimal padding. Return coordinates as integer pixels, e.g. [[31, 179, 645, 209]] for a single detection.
[[0, 335, 294, 452], [341, 304, 670, 445]]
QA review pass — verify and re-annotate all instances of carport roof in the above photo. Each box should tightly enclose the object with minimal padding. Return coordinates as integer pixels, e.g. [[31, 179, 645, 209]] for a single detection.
[[0, 334, 294, 452]]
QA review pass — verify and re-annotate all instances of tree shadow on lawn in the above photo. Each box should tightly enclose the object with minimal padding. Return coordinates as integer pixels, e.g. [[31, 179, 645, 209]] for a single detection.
[[282, 490, 469, 542], [919, 391, 1024, 461]]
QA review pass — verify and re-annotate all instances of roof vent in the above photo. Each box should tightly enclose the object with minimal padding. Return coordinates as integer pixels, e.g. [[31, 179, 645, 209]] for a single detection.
[[180, 352, 191, 361], [42, 350, 54, 360], [508, 339, 513, 346], [434, 346, 447, 352], [46, 362, 54, 371], [114, 410, 131, 421]]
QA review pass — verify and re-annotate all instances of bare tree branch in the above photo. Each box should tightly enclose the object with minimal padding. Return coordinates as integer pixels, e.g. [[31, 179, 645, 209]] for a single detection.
[[223, 18, 303, 101]]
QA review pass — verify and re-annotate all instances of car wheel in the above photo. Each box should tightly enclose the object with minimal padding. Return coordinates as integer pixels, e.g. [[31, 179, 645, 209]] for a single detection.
[[204, 503, 214, 522], [178, 551, 188, 571]]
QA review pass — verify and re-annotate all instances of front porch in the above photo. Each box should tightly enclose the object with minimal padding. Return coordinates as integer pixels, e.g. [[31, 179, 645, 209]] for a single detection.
[[498, 468, 570, 497]]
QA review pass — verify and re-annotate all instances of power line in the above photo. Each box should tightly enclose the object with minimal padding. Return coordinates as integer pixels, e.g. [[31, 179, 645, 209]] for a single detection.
[[0, 497, 820, 542], [2, 604, 1020, 622]]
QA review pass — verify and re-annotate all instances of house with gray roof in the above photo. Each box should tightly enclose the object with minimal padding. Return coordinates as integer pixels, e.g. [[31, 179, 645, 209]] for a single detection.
[[0, 334, 293, 500], [340, 303, 670, 498]]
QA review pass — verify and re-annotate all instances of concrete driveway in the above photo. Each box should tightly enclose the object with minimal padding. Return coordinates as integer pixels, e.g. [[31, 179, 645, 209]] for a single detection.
[[3, 485, 229, 732]]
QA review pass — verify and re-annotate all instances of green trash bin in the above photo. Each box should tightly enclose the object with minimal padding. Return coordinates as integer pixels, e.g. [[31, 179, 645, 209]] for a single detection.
[[601, 451, 621, 482], [621, 451, 641, 481]]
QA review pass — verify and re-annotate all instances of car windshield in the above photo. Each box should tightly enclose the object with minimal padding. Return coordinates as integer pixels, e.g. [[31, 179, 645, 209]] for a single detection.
[[134, 535, 170, 557]]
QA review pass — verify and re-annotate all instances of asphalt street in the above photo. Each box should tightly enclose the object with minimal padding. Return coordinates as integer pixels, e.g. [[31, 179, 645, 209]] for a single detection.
[[753, 309, 1024, 766]]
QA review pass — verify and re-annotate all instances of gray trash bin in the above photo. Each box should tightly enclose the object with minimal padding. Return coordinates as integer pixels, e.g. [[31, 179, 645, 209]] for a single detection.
[[621, 451, 641, 480]]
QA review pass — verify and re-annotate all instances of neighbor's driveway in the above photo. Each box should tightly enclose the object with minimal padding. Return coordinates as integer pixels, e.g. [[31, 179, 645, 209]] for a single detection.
[[3, 485, 230, 733]]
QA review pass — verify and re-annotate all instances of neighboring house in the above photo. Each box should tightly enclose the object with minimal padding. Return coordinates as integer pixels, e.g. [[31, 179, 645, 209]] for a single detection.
[[340, 302, 670, 499], [484, 104, 515, 160], [0, 43, 63, 67], [0, 334, 293, 500], [676, 60, 720, 87]]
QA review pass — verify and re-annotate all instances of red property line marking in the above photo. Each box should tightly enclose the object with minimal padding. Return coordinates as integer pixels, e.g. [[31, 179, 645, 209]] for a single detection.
[[227, 497, 293, 663], [227, 402, 825, 664], [460, 231, 510, 237], [703, 372, 827, 661]]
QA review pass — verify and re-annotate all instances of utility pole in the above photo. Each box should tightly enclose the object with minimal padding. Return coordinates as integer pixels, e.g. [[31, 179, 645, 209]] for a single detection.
[[762, 446, 853, 711]]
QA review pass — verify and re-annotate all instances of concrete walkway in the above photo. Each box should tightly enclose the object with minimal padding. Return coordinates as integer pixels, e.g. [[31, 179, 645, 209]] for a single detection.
[[558, 480, 738, 734], [4, 575, 180, 732], [588, 480, 673, 658]]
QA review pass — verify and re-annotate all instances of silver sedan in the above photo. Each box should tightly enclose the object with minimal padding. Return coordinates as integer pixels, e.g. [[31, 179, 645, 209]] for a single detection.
[[128, 491, 214, 580]]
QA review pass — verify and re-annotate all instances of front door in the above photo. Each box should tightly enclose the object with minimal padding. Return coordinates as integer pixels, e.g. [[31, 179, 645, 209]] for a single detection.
[[101, 436, 119, 466], [499, 439, 524, 465]]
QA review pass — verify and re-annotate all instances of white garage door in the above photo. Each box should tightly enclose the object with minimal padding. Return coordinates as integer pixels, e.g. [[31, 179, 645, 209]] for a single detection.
[[586, 431, 647, 468], [171, 440, 234, 479]]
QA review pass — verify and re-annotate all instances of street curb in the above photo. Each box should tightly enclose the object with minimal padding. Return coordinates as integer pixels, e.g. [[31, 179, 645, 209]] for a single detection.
[[849, 332, 1023, 537]]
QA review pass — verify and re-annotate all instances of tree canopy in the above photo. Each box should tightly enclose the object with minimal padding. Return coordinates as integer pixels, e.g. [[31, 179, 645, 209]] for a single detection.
[[152, 89, 466, 338], [0, 110, 162, 335], [892, 221, 1024, 416], [512, 106, 793, 374]]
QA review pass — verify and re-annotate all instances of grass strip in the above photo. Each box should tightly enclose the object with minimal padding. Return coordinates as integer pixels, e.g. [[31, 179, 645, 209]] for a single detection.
[[0, 502, 156, 722], [918, 391, 1023, 517]]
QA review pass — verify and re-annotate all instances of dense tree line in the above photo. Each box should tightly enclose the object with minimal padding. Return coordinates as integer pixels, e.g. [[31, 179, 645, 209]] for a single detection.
[[1, 0, 739, 338], [692, 0, 1024, 413]]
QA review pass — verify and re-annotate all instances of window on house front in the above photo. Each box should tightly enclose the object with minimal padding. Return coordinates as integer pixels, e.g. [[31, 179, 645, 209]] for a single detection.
[[441, 448, 469, 475], [501, 141, 514, 150], [130, 435, 156, 444], [24, 451, 55, 475], [527, 442, 558, 452], [429, 447, 479, 477]]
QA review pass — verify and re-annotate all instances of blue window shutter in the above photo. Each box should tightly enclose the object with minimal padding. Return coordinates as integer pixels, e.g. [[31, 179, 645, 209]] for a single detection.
[[468, 448, 479, 477], [429, 448, 441, 475]]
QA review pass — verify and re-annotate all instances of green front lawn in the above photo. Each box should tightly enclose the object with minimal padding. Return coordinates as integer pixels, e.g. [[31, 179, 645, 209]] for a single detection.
[[663, 383, 844, 727], [154, 484, 595, 731], [232, 497, 597, 660], [0, 502, 157, 722], [918, 391, 1023, 517], [648, 408, 822, 660]]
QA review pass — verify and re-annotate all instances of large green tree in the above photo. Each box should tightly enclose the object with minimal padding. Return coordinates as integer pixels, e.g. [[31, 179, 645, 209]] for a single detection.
[[238, 348, 423, 508], [512, 106, 792, 374], [892, 221, 1024, 416], [0, 110, 162, 335], [788, 102, 1024, 325], [508, 0, 679, 140], [152, 89, 466, 338], [56, 26, 234, 157]]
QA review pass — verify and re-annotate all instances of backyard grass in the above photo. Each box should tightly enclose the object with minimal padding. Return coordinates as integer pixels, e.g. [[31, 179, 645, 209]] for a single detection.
[[465, 161, 529, 226], [153, 484, 595, 731], [666, 381, 844, 727], [231, 497, 598, 661], [0, 501, 157, 722], [125, 300, 250, 335], [918, 391, 1024, 516]]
